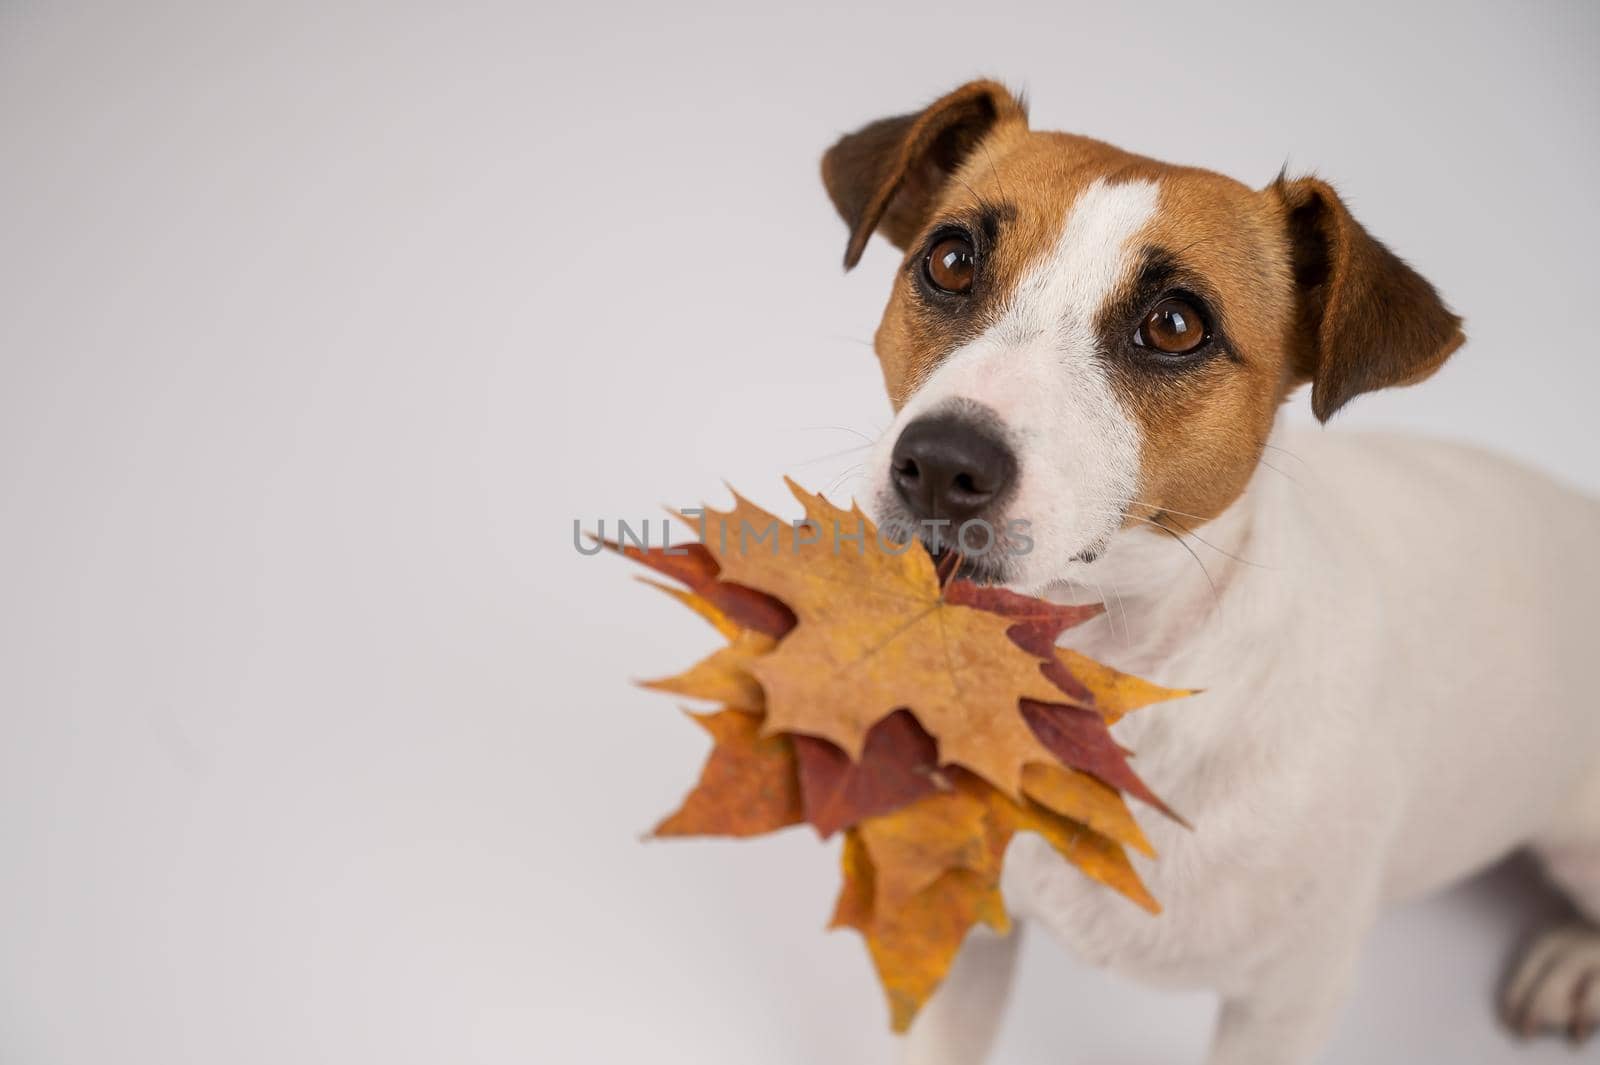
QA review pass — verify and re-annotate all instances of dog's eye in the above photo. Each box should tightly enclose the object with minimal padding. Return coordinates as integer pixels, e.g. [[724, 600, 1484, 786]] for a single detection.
[[924, 236, 976, 295], [1134, 296, 1209, 355]]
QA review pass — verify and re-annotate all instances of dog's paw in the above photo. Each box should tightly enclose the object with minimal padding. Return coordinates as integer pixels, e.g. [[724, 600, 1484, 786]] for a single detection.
[[1502, 923, 1600, 1044]]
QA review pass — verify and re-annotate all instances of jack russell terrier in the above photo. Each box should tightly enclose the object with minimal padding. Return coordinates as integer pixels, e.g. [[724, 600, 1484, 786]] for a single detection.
[[820, 80, 1600, 1064]]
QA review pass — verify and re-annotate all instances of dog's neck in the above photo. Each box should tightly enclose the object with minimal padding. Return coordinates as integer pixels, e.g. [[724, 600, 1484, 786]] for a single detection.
[[1042, 418, 1300, 688]]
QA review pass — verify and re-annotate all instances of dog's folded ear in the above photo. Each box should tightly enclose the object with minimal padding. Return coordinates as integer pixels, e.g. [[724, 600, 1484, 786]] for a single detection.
[[822, 80, 1027, 270], [1274, 176, 1465, 422]]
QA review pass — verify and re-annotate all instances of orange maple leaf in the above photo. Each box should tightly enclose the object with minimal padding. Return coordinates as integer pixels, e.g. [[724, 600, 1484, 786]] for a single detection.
[[652, 709, 802, 838]]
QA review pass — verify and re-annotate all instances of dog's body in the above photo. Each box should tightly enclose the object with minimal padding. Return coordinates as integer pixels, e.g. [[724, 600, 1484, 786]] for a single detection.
[[820, 82, 1600, 1062], [914, 428, 1600, 1064]]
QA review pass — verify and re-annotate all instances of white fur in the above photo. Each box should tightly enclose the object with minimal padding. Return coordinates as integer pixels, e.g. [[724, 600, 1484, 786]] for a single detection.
[[867, 183, 1600, 1064], [867, 178, 1156, 590], [901, 423, 1600, 1064]]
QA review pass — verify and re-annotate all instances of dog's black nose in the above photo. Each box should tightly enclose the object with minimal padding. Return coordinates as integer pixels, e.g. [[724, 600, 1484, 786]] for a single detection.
[[890, 414, 1016, 525]]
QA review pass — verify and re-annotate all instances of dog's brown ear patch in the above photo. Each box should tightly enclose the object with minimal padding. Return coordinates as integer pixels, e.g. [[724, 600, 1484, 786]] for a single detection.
[[1276, 176, 1465, 421], [822, 80, 1027, 270]]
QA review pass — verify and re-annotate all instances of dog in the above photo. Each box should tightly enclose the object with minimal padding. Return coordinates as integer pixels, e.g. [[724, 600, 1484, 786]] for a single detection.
[[821, 80, 1600, 1064]]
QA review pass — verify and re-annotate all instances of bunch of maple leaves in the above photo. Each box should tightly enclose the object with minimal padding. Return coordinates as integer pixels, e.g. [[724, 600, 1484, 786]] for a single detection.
[[611, 481, 1190, 1031]]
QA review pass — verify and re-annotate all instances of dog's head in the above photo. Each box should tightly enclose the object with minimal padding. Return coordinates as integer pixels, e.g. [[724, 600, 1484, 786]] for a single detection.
[[823, 80, 1464, 592]]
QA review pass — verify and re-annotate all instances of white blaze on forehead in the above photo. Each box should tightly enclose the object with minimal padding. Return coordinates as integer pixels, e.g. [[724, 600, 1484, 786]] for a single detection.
[[995, 177, 1161, 347], [870, 177, 1161, 591]]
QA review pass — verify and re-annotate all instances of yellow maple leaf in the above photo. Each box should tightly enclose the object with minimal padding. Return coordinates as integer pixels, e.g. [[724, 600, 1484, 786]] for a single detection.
[[1056, 646, 1194, 725]]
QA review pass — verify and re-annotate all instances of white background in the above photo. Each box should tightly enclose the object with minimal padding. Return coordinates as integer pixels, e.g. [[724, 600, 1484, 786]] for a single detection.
[[2, 2, 1597, 1062]]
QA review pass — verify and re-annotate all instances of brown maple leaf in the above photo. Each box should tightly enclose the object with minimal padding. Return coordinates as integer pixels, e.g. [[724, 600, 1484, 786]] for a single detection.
[[792, 711, 947, 839]]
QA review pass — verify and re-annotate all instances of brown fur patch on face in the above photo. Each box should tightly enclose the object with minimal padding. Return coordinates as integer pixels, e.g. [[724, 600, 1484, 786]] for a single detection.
[[1095, 174, 1300, 529], [873, 128, 1173, 408]]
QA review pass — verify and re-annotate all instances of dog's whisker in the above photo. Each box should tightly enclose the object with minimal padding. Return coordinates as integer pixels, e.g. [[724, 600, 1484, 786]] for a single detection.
[[1146, 520, 1223, 619], [1096, 496, 1226, 527], [1079, 492, 1282, 567], [1257, 457, 1303, 489], [1057, 572, 1123, 646], [819, 335, 878, 351], [1107, 573, 1134, 648], [1072, 503, 1276, 570], [1157, 517, 1276, 570], [979, 140, 1009, 206], [1261, 441, 1310, 467], [951, 169, 1004, 222], [1071, 494, 1226, 527], [786, 424, 879, 444], [1129, 512, 1276, 571], [790, 442, 873, 469], [1080, 571, 1119, 643], [822, 463, 865, 499], [1067, 506, 1222, 616], [1086, 569, 1131, 647]]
